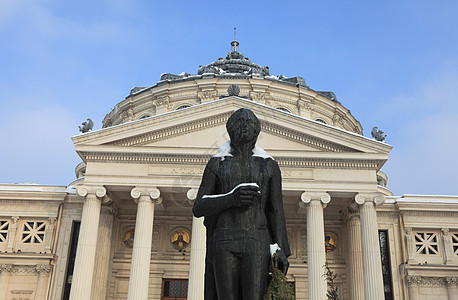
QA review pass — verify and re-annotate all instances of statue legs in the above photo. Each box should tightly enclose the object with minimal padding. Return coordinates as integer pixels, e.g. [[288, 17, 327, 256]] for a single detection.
[[212, 229, 270, 300]]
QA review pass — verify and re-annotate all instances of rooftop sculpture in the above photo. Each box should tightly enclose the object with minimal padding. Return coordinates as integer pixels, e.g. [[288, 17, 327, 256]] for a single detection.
[[371, 126, 387, 142], [79, 118, 94, 133]]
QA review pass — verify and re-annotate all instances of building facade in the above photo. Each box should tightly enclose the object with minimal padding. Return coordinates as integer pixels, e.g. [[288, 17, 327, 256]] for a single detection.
[[1, 42, 457, 300]]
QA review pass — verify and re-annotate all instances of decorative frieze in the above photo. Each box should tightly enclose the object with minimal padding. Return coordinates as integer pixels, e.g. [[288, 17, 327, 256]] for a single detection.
[[0, 264, 50, 276], [35, 264, 51, 275], [406, 275, 448, 287], [83, 151, 381, 172], [446, 276, 458, 287]]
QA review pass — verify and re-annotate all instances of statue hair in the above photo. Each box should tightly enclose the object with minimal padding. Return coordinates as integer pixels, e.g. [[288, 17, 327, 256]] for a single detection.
[[226, 108, 261, 151]]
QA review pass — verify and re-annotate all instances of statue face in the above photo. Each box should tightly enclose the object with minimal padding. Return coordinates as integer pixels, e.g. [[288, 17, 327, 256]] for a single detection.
[[227, 109, 260, 146]]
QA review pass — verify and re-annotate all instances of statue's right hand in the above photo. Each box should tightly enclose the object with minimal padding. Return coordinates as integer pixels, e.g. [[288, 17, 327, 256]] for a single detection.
[[231, 185, 260, 207]]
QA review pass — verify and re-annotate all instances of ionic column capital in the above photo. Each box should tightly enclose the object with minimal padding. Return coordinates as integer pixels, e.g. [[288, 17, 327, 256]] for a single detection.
[[131, 187, 162, 204], [77, 185, 107, 198], [355, 193, 385, 206], [187, 188, 199, 205], [300, 192, 331, 207]]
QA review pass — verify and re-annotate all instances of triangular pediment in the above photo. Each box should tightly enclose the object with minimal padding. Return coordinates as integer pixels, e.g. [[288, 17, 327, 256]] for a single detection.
[[73, 97, 391, 164]]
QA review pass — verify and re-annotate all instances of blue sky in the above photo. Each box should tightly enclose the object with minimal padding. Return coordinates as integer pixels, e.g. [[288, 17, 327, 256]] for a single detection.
[[1, 0, 457, 196]]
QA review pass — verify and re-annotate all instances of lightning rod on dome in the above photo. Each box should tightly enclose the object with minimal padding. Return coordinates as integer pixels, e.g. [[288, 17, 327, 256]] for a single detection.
[[231, 27, 239, 53]]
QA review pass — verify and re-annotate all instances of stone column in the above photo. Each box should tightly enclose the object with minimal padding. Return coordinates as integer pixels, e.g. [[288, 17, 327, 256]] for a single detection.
[[301, 192, 330, 300], [346, 205, 364, 300], [355, 193, 385, 300], [34, 264, 51, 300], [69, 185, 106, 300], [187, 188, 206, 300], [6, 216, 19, 253], [127, 187, 161, 300], [91, 201, 115, 300], [0, 264, 12, 300], [405, 275, 420, 300]]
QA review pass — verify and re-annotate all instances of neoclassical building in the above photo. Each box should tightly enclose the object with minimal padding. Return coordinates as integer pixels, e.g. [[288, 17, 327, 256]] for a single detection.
[[1, 41, 457, 300]]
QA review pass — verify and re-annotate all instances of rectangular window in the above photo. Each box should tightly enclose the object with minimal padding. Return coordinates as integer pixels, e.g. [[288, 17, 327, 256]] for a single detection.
[[0, 220, 9, 243], [414, 232, 439, 255], [452, 233, 458, 256], [162, 279, 188, 299], [21, 221, 46, 244], [62, 221, 81, 300], [379, 230, 393, 300]]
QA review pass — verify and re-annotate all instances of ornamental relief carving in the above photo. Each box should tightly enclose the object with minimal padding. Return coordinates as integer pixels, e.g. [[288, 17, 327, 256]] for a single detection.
[[249, 91, 270, 104], [198, 90, 218, 102], [301, 228, 307, 259], [446, 276, 458, 287], [153, 96, 170, 108], [406, 276, 458, 287], [152, 224, 160, 253], [0, 264, 50, 275]]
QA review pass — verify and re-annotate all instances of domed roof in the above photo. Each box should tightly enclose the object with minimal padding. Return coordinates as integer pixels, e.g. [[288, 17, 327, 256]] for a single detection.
[[197, 40, 270, 76]]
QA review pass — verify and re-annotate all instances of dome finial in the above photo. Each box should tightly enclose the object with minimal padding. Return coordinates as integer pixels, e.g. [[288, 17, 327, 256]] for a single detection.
[[231, 27, 239, 53]]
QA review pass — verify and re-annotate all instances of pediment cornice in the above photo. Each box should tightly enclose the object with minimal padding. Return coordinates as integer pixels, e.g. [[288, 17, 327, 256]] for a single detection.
[[73, 97, 391, 155], [79, 150, 385, 170]]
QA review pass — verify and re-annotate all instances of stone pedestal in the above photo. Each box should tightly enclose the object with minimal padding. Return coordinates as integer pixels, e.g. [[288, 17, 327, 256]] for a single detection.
[[127, 187, 161, 300], [355, 193, 385, 300], [301, 192, 330, 300], [69, 186, 106, 300]]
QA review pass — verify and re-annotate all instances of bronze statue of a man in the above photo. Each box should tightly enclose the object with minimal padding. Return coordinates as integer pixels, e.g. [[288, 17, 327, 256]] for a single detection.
[[193, 108, 290, 300]]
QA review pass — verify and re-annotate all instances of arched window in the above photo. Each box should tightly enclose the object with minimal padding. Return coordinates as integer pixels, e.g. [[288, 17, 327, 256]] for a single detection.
[[276, 107, 290, 113], [315, 119, 327, 124], [176, 105, 191, 110], [140, 114, 151, 120]]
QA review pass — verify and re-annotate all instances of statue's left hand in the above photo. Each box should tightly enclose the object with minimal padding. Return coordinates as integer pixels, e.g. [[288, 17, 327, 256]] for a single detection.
[[273, 249, 289, 275]]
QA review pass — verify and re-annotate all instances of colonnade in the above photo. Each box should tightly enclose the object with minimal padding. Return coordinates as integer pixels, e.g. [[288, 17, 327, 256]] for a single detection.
[[69, 185, 162, 300], [68, 185, 386, 300]]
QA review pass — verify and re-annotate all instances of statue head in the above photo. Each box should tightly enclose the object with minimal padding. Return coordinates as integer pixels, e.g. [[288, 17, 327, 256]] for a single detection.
[[226, 108, 261, 150]]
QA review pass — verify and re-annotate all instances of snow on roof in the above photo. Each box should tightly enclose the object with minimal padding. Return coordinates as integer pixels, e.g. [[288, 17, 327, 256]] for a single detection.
[[75, 96, 383, 148], [385, 194, 458, 204], [0, 184, 69, 193]]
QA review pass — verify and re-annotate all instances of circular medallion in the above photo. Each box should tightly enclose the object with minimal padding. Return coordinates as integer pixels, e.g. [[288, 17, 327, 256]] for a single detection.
[[123, 228, 135, 248], [170, 229, 190, 250], [325, 233, 337, 252]]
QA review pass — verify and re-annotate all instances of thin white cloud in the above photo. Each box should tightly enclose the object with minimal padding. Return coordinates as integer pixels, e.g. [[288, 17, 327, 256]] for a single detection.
[[0, 105, 81, 185], [382, 63, 458, 195]]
